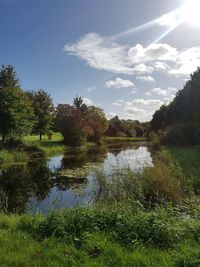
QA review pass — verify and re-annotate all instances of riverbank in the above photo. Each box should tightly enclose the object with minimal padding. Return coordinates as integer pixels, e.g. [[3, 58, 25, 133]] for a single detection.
[[104, 136, 147, 143], [0, 134, 147, 164], [0, 133, 64, 164]]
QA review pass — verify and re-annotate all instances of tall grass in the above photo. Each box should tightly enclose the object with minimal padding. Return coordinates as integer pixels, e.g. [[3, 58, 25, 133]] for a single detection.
[[93, 159, 188, 207], [0, 150, 28, 164]]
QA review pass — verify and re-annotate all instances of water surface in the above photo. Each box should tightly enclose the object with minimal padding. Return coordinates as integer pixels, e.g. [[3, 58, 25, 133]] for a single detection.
[[0, 143, 153, 213]]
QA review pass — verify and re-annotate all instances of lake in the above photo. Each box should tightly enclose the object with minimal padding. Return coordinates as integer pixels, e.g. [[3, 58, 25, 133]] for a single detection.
[[0, 143, 153, 213]]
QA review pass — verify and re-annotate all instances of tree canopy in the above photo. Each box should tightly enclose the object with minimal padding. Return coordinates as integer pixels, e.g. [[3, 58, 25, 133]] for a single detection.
[[151, 67, 200, 145], [29, 89, 55, 140], [0, 65, 34, 141], [56, 97, 108, 146]]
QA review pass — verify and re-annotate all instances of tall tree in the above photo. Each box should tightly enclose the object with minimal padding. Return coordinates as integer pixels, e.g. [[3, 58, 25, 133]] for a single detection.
[[31, 90, 54, 140], [0, 65, 34, 141]]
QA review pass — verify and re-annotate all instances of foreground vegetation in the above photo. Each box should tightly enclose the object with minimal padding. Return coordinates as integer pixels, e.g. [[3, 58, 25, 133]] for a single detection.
[[2, 205, 200, 267], [0, 147, 199, 266]]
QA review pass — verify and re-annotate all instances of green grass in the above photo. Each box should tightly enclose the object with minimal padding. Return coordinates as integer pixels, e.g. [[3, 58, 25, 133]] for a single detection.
[[104, 136, 147, 143], [22, 132, 63, 142], [23, 132, 65, 156], [1, 207, 200, 266], [0, 149, 28, 164], [165, 146, 200, 193]]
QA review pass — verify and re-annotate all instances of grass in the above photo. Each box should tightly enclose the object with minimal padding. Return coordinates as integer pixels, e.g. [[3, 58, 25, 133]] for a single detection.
[[0, 133, 148, 165], [0, 149, 28, 164], [1, 207, 200, 266], [23, 132, 65, 156], [22, 132, 63, 142], [104, 136, 147, 143], [165, 146, 200, 193]]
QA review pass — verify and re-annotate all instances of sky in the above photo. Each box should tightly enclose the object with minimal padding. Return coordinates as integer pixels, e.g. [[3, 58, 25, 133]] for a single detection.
[[1, 0, 200, 122]]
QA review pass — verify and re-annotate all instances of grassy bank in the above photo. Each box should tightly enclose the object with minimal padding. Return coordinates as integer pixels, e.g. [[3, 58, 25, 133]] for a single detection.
[[163, 146, 200, 193], [1, 207, 200, 266], [0, 132, 64, 164], [104, 136, 147, 143], [0, 134, 147, 165], [0, 150, 28, 164]]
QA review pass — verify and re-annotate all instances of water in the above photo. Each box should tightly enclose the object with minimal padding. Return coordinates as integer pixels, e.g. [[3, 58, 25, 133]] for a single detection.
[[0, 143, 153, 213]]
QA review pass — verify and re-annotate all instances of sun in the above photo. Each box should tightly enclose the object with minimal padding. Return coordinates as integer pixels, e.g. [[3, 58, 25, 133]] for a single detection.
[[181, 0, 200, 26]]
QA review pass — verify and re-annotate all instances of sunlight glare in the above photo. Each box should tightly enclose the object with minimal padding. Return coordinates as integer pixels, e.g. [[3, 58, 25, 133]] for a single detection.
[[181, 0, 200, 26]]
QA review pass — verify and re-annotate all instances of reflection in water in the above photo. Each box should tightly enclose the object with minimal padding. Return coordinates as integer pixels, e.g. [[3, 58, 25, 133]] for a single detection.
[[0, 144, 153, 213]]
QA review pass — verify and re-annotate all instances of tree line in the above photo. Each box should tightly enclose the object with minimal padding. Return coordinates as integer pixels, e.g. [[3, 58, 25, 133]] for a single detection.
[[0, 65, 147, 146]]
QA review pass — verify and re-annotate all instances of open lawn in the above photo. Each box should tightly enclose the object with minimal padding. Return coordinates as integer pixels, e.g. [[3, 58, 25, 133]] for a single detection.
[[23, 132, 63, 142]]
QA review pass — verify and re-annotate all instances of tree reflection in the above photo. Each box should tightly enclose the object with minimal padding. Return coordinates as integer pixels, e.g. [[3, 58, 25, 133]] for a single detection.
[[0, 166, 32, 213], [0, 161, 53, 213]]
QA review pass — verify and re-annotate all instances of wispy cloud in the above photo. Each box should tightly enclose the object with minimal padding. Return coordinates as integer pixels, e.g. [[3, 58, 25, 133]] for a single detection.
[[145, 87, 178, 97], [136, 75, 155, 83], [87, 86, 97, 93], [64, 33, 200, 77], [105, 78, 135, 89]]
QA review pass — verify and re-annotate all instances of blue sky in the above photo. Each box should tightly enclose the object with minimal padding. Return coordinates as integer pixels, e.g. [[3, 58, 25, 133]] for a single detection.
[[1, 0, 200, 121]]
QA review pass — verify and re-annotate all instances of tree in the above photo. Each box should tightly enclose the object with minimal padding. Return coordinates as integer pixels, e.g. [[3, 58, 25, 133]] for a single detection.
[[0, 65, 34, 141], [55, 97, 108, 146], [56, 103, 87, 146], [150, 67, 200, 145], [85, 106, 108, 143], [31, 90, 54, 140]]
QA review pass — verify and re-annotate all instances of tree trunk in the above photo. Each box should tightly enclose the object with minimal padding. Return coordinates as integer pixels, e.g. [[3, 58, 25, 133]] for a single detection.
[[39, 134, 42, 141]]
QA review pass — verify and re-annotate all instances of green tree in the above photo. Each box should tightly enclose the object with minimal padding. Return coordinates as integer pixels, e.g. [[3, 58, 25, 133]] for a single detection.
[[31, 90, 54, 140], [0, 65, 34, 142]]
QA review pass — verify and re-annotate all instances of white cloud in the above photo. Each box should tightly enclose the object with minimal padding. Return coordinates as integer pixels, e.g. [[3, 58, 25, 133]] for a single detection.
[[153, 61, 170, 71], [130, 98, 163, 107], [105, 78, 134, 89], [64, 33, 200, 77], [169, 47, 200, 76], [64, 33, 134, 75], [106, 112, 117, 119], [136, 75, 155, 83], [87, 86, 97, 93], [82, 97, 93, 106], [64, 34, 176, 75], [112, 98, 165, 122], [112, 99, 125, 106], [152, 88, 168, 96], [128, 43, 177, 64], [124, 106, 145, 115], [148, 87, 178, 97]]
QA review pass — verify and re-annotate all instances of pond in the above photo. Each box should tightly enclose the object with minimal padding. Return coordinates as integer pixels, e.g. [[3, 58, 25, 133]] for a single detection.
[[0, 143, 153, 213]]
